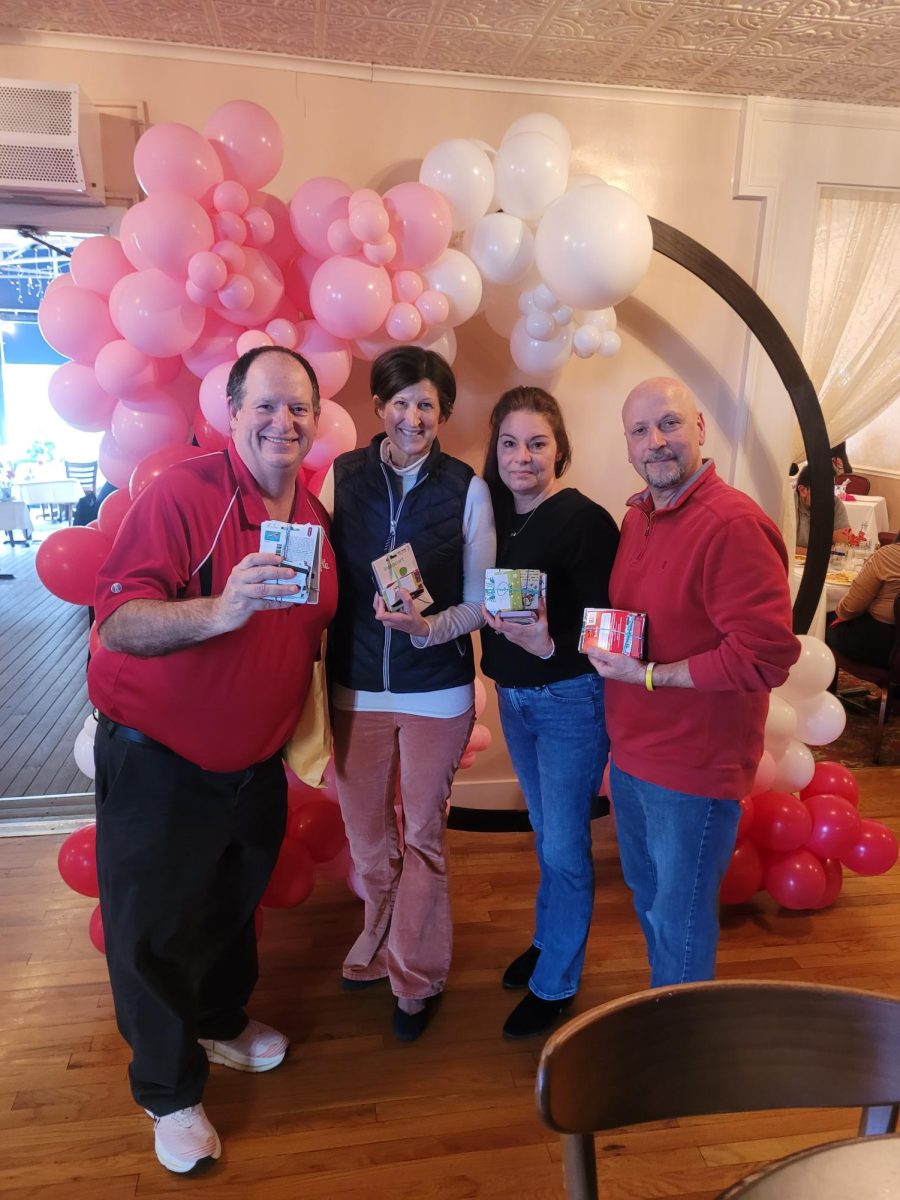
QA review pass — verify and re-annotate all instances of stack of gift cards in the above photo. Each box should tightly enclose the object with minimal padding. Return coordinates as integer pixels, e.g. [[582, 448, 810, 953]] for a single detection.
[[260, 520, 323, 604]]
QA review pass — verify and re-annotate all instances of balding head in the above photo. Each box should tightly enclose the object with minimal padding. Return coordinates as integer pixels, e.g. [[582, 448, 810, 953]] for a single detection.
[[622, 376, 705, 504]]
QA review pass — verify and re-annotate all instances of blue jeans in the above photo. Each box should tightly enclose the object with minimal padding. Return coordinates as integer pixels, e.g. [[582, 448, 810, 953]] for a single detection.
[[497, 673, 608, 1001], [609, 762, 741, 988]]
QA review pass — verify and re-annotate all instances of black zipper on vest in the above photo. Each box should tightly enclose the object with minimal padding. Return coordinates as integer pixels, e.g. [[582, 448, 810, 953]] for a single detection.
[[379, 460, 430, 691]]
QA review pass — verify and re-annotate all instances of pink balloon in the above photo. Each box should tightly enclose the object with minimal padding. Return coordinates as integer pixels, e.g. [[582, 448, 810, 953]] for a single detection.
[[265, 318, 299, 349], [803, 794, 862, 859], [204, 100, 284, 190], [294, 319, 352, 399], [199, 359, 237, 437], [248, 191, 300, 264], [44, 271, 75, 297], [765, 849, 827, 910], [290, 177, 351, 260], [69, 236, 132, 296], [245, 206, 275, 247], [155, 355, 184, 386], [213, 211, 247, 246], [363, 235, 397, 267], [841, 820, 899, 876], [458, 749, 477, 770], [213, 180, 250, 215], [393, 270, 424, 302], [309, 256, 392, 340], [327, 217, 361, 257], [236, 330, 273, 355], [349, 200, 389, 243], [283, 252, 321, 317], [416, 288, 450, 326], [474, 676, 487, 718], [164, 366, 201, 420], [111, 396, 190, 457], [48, 363, 116, 432], [94, 339, 156, 400], [38, 283, 116, 365], [217, 274, 255, 311], [188, 251, 228, 293], [185, 281, 217, 307], [133, 121, 223, 202], [383, 182, 452, 270], [182, 311, 241, 378], [749, 790, 814, 853], [36, 527, 113, 605], [386, 301, 422, 342], [109, 269, 205, 357], [97, 487, 132, 538], [194, 413, 230, 451], [301, 464, 329, 497], [213, 240, 246, 273], [467, 723, 492, 753], [213, 249, 284, 328], [119, 192, 214, 276], [98, 431, 142, 489], [303, 397, 357, 472], [129, 443, 205, 499]]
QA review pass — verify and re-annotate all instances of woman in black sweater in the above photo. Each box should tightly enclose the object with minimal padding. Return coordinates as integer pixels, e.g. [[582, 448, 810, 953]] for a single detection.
[[481, 386, 619, 1039]]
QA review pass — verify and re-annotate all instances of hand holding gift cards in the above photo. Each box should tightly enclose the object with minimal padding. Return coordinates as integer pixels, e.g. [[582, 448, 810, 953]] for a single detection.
[[372, 543, 433, 614], [579, 607, 647, 657], [260, 520, 323, 603], [484, 568, 545, 623]]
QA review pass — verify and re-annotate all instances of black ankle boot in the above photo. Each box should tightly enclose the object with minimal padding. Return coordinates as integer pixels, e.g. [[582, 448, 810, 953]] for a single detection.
[[502, 991, 573, 1039], [502, 945, 541, 990]]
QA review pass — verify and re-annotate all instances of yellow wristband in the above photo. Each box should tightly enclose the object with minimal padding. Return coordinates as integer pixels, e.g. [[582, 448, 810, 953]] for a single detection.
[[645, 661, 656, 692]]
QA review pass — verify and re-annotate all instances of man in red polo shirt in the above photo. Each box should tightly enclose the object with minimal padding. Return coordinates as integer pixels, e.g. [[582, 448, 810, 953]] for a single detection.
[[587, 376, 799, 989], [89, 346, 337, 1174]]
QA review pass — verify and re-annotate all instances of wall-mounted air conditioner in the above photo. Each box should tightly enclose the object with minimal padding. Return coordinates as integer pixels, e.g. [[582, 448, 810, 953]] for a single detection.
[[0, 78, 105, 206]]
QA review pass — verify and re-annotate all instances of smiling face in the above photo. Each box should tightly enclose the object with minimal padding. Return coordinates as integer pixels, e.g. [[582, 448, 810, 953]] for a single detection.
[[376, 379, 443, 468], [496, 410, 561, 511], [229, 352, 318, 494], [623, 377, 705, 505]]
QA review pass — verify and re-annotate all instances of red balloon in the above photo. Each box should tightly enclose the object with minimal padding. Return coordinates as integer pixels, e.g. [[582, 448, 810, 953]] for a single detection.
[[194, 413, 230, 451], [286, 777, 325, 812], [800, 761, 859, 808], [58, 824, 99, 897], [813, 858, 844, 909], [287, 799, 346, 863], [458, 749, 477, 770], [129, 443, 204, 499], [36, 527, 113, 606], [736, 795, 754, 842], [765, 849, 827, 910], [803, 793, 862, 859], [748, 791, 813, 853], [720, 839, 764, 905], [841, 820, 899, 877], [88, 903, 106, 954], [260, 838, 315, 908], [97, 488, 132, 540]]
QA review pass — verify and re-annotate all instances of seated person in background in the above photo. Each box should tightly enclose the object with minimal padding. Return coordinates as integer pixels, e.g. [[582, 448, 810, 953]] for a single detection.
[[793, 464, 853, 549], [826, 539, 900, 667]]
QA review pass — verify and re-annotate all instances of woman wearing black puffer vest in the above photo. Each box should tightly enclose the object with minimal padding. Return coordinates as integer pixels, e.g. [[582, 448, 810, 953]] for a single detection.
[[323, 346, 495, 1043]]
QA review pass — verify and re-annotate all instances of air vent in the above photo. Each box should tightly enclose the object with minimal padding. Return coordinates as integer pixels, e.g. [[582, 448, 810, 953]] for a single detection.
[[0, 79, 105, 205]]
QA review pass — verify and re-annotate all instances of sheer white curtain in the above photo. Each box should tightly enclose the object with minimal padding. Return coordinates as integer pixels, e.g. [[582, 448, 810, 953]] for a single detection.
[[793, 188, 900, 462]]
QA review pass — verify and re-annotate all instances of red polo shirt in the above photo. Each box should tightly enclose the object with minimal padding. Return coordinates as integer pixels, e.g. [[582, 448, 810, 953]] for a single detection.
[[88, 443, 337, 772]]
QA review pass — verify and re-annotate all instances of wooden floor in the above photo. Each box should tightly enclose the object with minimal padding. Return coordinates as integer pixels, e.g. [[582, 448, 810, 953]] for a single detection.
[[1, 767, 899, 1199], [0, 533, 93, 813]]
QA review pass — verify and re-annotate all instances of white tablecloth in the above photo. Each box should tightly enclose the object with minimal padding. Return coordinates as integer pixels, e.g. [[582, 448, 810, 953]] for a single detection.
[[13, 479, 85, 506], [0, 499, 33, 538], [843, 493, 890, 540]]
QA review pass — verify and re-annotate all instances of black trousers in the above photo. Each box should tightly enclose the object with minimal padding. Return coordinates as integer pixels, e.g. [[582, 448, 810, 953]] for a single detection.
[[94, 720, 287, 1115], [826, 612, 895, 670]]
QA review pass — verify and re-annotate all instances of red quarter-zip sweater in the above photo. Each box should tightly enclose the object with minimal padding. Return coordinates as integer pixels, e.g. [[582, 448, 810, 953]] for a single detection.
[[606, 462, 800, 800]]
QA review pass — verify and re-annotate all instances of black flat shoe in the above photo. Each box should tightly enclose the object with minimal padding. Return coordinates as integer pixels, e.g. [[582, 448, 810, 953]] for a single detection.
[[502, 991, 573, 1040], [502, 945, 541, 990], [341, 975, 387, 991], [392, 996, 438, 1043]]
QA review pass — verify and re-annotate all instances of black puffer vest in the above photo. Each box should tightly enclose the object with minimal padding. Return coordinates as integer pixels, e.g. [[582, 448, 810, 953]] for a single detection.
[[329, 434, 475, 693]]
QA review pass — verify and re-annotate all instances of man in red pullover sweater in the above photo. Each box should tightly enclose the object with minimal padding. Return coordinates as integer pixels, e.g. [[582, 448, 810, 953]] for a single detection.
[[587, 377, 799, 987]]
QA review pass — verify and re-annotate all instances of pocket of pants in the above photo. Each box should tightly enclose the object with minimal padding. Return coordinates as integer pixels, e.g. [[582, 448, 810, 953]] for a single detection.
[[543, 673, 598, 703]]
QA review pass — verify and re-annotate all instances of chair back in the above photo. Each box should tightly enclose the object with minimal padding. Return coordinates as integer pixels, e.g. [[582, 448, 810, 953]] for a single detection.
[[537, 981, 900, 1198], [836, 472, 871, 495], [65, 461, 98, 494]]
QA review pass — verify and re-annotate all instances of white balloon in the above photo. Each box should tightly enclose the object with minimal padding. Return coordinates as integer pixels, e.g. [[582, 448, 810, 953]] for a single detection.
[[525, 310, 556, 341], [573, 324, 602, 358], [532, 283, 558, 312], [597, 330, 622, 357], [770, 738, 816, 792], [750, 749, 777, 795], [764, 693, 799, 753], [793, 691, 847, 746], [493, 130, 569, 223], [502, 112, 572, 160], [463, 212, 534, 285], [421, 249, 483, 326], [581, 307, 617, 332], [552, 305, 573, 325], [419, 138, 494, 232], [779, 635, 836, 700], [510, 316, 572, 376], [415, 324, 457, 365], [567, 173, 607, 190], [82, 711, 98, 734], [73, 728, 96, 780], [518, 289, 537, 317], [534, 184, 653, 310]]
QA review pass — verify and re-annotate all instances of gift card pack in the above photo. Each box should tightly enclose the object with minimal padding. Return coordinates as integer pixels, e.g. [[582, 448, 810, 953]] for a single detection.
[[372, 542, 433, 613], [484, 568, 544, 623], [579, 608, 647, 658], [260, 520, 323, 604]]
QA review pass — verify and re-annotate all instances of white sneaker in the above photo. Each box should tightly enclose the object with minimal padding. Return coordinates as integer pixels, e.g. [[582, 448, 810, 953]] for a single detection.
[[145, 1104, 221, 1174], [199, 1018, 288, 1072]]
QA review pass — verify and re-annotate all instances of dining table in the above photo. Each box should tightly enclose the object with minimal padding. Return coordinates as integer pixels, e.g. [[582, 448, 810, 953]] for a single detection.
[[0, 498, 33, 544], [13, 478, 85, 523], [718, 1133, 900, 1198], [842, 493, 890, 543]]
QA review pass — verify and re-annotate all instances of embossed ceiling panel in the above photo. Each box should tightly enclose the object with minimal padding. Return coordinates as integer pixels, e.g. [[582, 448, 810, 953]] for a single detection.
[[4, 0, 900, 106]]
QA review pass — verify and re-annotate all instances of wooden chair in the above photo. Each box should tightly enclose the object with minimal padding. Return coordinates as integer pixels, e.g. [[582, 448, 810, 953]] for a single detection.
[[831, 593, 900, 764], [536, 980, 900, 1200], [835, 472, 871, 495], [64, 461, 98, 495]]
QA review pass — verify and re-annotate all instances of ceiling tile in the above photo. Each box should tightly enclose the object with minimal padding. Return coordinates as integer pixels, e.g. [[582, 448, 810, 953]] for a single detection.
[[322, 15, 424, 61], [437, 0, 550, 35], [1, 0, 111, 36], [325, 1, 431, 20], [643, 4, 772, 52]]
